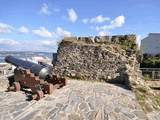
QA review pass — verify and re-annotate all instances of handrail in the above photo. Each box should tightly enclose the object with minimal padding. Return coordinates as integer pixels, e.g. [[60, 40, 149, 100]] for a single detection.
[[140, 68, 160, 70]]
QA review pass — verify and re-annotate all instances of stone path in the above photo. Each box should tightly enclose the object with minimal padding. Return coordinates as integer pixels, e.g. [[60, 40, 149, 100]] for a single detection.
[[0, 80, 148, 120]]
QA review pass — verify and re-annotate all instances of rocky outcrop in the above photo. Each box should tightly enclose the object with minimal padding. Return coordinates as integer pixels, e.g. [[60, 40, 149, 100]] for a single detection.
[[53, 35, 145, 89]]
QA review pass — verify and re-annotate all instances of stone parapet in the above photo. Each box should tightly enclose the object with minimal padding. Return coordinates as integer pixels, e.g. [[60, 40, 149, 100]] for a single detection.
[[63, 35, 137, 50]]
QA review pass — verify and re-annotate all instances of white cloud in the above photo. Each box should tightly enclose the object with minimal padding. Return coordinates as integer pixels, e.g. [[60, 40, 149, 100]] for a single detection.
[[0, 25, 72, 51], [40, 39, 58, 47], [0, 38, 59, 52], [56, 27, 72, 37], [34, 40, 59, 52], [40, 3, 51, 15], [18, 26, 29, 33], [95, 15, 125, 31], [90, 15, 110, 23], [98, 31, 108, 36], [67, 8, 78, 23], [32, 27, 52, 38], [0, 22, 14, 34], [32, 26, 71, 39], [28, 39, 59, 52], [82, 15, 110, 24], [0, 38, 19, 45], [20, 39, 59, 52], [110, 15, 125, 28]]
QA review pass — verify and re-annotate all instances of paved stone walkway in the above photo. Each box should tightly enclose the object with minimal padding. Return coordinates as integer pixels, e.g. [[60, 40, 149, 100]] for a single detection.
[[0, 80, 148, 120]]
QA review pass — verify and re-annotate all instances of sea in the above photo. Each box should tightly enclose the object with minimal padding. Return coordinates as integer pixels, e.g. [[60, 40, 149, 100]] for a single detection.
[[0, 51, 55, 63]]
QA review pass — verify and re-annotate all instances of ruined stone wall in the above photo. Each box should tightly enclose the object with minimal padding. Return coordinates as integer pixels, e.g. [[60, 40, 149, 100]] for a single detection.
[[53, 35, 144, 89]]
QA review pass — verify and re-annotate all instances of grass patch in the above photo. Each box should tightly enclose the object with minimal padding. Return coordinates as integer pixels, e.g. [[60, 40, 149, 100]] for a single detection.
[[143, 75, 152, 81], [136, 91, 146, 101], [134, 85, 160, 112], [136, 86, 148, 93], [154, 96, 160, 107], [134, 86, 152, 112]]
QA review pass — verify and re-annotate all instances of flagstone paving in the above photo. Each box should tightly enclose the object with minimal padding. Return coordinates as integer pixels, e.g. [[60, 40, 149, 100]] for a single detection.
[[0, 79, 153, 120]]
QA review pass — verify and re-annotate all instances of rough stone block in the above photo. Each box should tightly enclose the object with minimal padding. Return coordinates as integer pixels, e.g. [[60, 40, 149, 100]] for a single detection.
[[64, 37, 77, 41]]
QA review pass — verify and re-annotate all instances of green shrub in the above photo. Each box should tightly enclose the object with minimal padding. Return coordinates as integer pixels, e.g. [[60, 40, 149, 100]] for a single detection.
[[154, 96, 160, 107], [143, 75, 151, 81], [141, 54, 160, 68], [136, 91, 146, 101]]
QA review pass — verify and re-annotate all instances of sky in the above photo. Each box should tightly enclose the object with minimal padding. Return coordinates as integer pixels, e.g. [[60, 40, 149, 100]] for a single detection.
[[0, 0, 159, 52]]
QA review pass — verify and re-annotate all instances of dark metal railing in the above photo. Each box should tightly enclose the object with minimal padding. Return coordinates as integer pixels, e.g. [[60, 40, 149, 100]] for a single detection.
[[140, 68, 160, 80]]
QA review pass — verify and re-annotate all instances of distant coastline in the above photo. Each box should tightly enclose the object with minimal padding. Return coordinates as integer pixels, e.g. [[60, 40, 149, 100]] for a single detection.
[[0, 51, 55, 63]]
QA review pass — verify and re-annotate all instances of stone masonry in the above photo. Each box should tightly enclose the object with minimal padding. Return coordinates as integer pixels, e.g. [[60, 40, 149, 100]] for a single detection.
[[53, 35, 144, 89]]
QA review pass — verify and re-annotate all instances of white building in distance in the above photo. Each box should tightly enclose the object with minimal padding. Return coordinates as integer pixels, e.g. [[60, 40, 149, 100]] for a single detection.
[[141, 33, 160, 55]]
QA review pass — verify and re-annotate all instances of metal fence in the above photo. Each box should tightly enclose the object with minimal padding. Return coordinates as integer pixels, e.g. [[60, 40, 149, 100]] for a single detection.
[[140, 68, 160, 80]]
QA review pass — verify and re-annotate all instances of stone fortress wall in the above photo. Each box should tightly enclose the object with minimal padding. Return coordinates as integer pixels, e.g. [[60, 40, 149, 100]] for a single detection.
[[53, 35, 144, 89]]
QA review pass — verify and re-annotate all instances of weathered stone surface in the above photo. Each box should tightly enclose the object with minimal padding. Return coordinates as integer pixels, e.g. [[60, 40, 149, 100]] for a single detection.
[[0, 63, 13, 91], [147, 112, 160, 120], [0, 79, 151, 120], [53, 35, 145, 89], [133, 110, 148, 119], [0, 77, 9, 91], [68, 113, 83, 120], [0, 63, 13, 76]]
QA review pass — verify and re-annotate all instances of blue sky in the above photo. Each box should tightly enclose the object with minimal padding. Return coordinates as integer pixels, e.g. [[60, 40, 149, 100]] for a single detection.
[[0, 0, 159, 52]]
